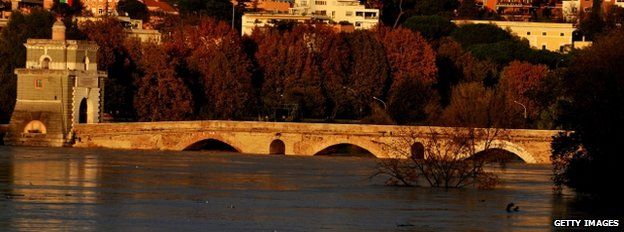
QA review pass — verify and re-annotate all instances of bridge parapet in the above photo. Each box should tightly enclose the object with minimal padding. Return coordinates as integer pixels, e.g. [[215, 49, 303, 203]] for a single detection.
[[72, 120, 560, 164]]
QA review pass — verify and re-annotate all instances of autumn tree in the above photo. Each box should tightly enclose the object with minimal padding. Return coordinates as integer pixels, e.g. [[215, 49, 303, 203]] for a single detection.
[[438, 82, 523, 128], [434, 38, 497, 105], [177, 0, 233, 22], [134, 43, 194, 121], [319, 32, 352, 120], [376, 26, 437, 123], [498, 61, 549, 121], [344, 30, 390, 118], [186, 19, 254, 119], [253, 24, 333, 119]]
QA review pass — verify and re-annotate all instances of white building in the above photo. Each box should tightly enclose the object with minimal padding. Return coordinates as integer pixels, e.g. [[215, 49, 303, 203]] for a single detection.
[[453, 20, 592, 52], [241, 0, 379, 35], [289, 0, 378, 29]]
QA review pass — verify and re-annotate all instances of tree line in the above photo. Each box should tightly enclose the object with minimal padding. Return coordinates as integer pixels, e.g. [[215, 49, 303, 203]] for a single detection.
[[1, 9, 568, 129]]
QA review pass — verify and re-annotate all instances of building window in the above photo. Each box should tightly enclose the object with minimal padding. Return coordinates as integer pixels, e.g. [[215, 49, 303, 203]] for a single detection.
[[527, 31, 531, 35], [356, 12, 363, 17], [346, 11, 352, 16], [542, 45, 546, 50], [542, 32, 547, 36], [99, 8, 103, 14], [314, 1, 326, 5], [560, 33, 565, 36], [41, 57, 50, 69], [35, 79, 44, 89], [560, 46, 565, 52]]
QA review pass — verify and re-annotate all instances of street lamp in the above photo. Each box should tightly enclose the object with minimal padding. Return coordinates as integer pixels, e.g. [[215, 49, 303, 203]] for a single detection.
[[372, 96, 387, 110], [343, 87, 386, 109], [513, 100, 527, 119]]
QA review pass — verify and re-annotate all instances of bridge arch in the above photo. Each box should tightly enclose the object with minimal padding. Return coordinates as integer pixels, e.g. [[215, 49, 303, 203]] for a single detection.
[[183, 138, 241, 152], [269, 139, 285, 155], [471, 140, 536, 163], [310, 139, 384, 158], [410, 142, 425, 159]]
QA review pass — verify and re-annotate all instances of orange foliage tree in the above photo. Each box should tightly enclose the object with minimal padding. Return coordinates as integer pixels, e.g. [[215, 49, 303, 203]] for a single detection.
[[499, 60, 549, 120], [253, 24, 336, 118], [344, 30, 390, 118], [186, 19, 255, 119], [133, 43, 194, 121], [376, 26, 437, 123]]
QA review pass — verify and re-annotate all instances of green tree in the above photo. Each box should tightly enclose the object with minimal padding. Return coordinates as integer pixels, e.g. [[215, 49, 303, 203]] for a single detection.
[[451, 23, 513, 48], [81, 17, 137, 120], [402, 15, 456, 40], [578, 0, 606, 41], [178, 0, 233, 22], [50, 0, 85, 17], [552, 30, 624, 202], [117, 0, 150, 21], [0, 10, 55, 123]]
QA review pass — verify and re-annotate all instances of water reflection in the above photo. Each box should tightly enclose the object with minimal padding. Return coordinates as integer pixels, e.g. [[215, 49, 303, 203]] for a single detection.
[[0, 147, 100, 231], [0, 146, 618, 231]]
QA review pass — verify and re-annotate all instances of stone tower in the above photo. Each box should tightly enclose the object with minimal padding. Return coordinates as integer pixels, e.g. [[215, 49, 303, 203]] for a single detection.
[[3, 19, 107, 147]]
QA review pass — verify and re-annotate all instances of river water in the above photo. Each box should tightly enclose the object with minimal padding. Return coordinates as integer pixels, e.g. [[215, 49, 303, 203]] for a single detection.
[[0, 146, 609, 231]]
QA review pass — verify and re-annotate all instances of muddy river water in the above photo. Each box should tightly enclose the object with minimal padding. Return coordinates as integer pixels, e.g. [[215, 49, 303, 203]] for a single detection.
[[0, 146, 610, 231]]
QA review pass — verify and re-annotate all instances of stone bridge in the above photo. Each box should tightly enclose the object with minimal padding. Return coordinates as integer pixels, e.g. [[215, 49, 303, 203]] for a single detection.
[[71, 121, 558, 164]]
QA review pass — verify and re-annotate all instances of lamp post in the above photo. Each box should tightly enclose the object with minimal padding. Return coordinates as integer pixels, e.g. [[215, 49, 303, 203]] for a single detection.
[[232, 3, 236, 29], [372, 96, 387, 110], [343, 87, 387, 110], [513, 100, 527, 119]]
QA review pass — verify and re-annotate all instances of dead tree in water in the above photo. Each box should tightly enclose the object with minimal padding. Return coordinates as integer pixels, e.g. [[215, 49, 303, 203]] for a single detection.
[[373, 127, 510, 189]]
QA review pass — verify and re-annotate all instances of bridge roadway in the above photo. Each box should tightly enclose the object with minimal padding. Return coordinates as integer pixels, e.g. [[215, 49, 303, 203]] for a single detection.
[[71, 121, 559, 164]]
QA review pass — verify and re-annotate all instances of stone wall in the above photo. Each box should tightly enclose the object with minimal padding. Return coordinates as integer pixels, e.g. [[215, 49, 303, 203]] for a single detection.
[[73, 121, 560, 163]]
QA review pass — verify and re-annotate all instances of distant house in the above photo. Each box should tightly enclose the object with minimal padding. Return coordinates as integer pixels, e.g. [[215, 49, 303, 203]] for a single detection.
[[232, 0, 291, 13], [143, 0, 178, 15], [82, 0, 118, 16], [76, 16, 162, 43]]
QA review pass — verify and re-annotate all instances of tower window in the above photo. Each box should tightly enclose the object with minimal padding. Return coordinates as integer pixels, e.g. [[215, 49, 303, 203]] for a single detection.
[[35, 79, 44, 89], [41, 57, 50, 69]]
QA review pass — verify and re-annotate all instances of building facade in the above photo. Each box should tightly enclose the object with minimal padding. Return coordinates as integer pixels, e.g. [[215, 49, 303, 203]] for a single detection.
[[453, 20, 590, 52], [241, 0, 379, 35], [3, 20, 107, 147], [290, 0, 378, 28], [82, 0, 118, 16]]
